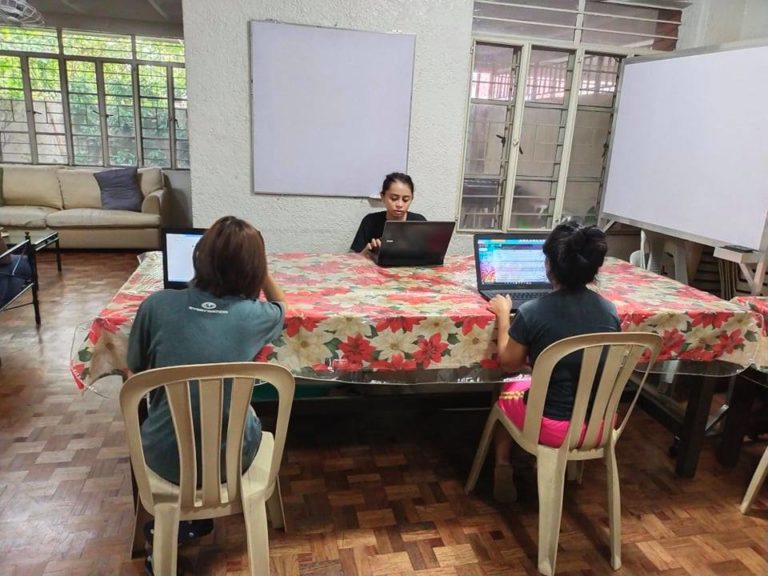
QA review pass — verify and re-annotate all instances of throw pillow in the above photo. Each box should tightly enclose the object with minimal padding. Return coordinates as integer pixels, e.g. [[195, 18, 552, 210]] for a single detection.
[[95, 167, 142, 211]]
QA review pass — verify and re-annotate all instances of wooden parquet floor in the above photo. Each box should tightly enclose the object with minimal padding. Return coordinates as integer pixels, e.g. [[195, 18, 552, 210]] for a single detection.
[[0, 251, 766, 576]]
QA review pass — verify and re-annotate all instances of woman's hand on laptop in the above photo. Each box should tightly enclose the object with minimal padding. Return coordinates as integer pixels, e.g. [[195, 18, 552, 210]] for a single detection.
[[366, 238, 382, 252], [487, 294, 513, 318]]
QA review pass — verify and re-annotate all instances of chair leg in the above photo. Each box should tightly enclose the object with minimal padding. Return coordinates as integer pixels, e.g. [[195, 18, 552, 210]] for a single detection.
[[465, 407, 499, 494], [566, 461, 584, 484], [741, 447, 768, 514], [151, 502, 180, 576], [243, 496, 270, 576], [606, 445, 622, 570], [266, 477, 286, 531], [536, 449, 567, 576]]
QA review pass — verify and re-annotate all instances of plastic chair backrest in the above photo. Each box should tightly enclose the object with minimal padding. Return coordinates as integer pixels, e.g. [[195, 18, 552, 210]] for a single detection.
[[522, 332, 662, 452], [120, 362, 295, 512]]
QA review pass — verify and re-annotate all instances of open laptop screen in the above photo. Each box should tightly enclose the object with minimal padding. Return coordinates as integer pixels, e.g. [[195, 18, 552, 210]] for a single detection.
[[162, 228, 206, 289], [475, 236, 549, 288]]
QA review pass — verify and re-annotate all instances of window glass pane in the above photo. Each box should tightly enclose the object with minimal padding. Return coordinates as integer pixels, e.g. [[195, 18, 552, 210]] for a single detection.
[[139, 65, 169, 167], [104, 62, 136, 166], [471, 44, 518, 101], [526, 49, 569, 104], [172, 67, 188, 168], [562, 54, 620, 226], [568, 109, 610, 179], [562, 181, 600, 225], [459, 177, 504, 230], [578, 53, 619, 107], [66, 60, 102, 165], [0, 55, 30, 162], [583, 1, 680, 50], [29, 58, 66, 164], [136, 37, 185, 63], [0, 26, 58, 53], [62, 30, 132, 59], [517, 107, 564, 178], [465, 104, 507, 176], [460, 43, 520, 231], [474, 0, 578, 41]]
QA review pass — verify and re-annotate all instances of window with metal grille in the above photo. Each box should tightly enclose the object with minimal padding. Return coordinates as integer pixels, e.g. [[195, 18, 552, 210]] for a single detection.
[[0, 26, 187, 169], [459, 0, 686, 232]]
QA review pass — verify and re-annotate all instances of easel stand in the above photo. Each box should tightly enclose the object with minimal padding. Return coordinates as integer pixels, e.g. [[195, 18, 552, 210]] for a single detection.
[[713, 246, 767, 296]]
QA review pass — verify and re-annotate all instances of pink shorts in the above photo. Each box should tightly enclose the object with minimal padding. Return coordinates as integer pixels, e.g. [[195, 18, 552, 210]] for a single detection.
[[498, 376, 607, 448]]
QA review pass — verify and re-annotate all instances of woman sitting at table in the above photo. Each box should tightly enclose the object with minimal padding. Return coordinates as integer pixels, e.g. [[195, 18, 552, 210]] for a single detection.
[[350, 172, 426, 255], [486, 222, 620, 502], [0, 235, 32, 308], [127, 216, 287, 574]]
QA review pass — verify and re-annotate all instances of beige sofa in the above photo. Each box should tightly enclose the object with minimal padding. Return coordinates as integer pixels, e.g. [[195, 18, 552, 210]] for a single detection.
[[0, 165, 165, 249]]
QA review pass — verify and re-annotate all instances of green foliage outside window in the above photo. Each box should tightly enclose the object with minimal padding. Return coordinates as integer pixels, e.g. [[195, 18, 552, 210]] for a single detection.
[[0, 26, 187, 168]]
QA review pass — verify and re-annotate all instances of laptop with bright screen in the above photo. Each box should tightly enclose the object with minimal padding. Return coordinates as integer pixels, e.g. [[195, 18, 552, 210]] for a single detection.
[[473, 233, 550, 309], [162, 228, 206, 289], [372, 221, 456, 267]]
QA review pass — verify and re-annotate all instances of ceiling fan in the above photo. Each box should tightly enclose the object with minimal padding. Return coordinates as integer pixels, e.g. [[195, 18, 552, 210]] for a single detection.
[[0, 0, 43, 25]]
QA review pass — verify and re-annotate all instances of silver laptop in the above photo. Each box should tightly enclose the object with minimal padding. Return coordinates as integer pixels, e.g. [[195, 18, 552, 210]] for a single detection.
[[162, 228, 206, 289], [473, 233, 551, 309]]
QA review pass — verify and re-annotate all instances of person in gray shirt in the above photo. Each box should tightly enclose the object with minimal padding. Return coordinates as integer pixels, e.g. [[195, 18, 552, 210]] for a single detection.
[[127, 216, 287, 571], [486, 222, 620, 502]]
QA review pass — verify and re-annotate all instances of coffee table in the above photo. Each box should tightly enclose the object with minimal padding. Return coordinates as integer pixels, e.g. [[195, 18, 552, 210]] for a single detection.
[[3, 229, 62, 272]]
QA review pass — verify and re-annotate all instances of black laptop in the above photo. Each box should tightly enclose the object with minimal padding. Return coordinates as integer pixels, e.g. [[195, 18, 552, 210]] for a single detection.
[[371, 221, 455, 267], [473, 233, 551, 309], [161, 228, 206, 289]]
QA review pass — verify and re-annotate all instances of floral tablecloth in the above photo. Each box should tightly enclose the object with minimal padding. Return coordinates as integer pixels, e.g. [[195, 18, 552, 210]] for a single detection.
[[731, 296, 768, 372], [71, 253, 761, 390]]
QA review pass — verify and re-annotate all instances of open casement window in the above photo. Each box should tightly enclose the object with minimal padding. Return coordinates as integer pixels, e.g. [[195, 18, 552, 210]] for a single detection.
[[458, 0, 683, 232]]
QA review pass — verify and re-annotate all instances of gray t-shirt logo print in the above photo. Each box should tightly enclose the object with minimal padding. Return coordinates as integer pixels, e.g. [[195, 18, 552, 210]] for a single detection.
[[202, 302, 216, 310]]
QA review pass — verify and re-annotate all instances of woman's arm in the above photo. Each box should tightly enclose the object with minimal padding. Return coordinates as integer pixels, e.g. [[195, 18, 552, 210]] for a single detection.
[[262, 272, 287, 307], [487, 295, 528, 372]]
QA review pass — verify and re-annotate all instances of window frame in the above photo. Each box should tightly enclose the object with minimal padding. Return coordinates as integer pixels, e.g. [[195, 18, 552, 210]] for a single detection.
[[0, 27, 186, 170], [456, 33, 652, 233]]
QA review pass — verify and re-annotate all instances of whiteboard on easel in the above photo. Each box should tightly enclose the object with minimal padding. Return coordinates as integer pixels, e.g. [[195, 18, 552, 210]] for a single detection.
[[601, 42, 768, 251], [249, 21, 415, 197]]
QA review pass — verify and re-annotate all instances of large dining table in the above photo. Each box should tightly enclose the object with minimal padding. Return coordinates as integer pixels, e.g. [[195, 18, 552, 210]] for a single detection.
[[717, 295, 768, 466], [71, 252, 762, 477]]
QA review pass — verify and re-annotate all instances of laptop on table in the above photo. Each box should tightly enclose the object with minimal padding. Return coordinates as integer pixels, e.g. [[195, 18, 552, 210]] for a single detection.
[[162, 228, 206, 289], [371, 221, 455, 267], [473, 233, 551, 310]]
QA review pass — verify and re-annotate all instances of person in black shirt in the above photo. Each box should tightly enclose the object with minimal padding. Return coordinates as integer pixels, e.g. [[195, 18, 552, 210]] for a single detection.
[[487, 223, 620, 502], [350, 172, 426, 254]]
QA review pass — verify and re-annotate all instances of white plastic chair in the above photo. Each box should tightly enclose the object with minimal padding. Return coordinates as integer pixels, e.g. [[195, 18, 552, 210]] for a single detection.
[[465, 332, 662, 576], [120, 362, 295, 576], [740, 446, 768, 513]]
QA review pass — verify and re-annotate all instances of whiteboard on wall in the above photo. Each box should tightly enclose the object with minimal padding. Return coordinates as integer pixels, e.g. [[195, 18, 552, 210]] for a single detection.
[[601, 43, 768, 251], [250, 21, 415, 197]]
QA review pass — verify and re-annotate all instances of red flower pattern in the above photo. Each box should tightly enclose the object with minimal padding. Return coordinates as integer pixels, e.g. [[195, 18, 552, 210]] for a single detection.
[[72, 252, 764, 390], [413, 334, 449, 368]]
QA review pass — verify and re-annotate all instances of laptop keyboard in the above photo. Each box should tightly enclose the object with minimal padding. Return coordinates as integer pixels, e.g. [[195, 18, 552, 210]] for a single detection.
[[484, 291, 547, 301]]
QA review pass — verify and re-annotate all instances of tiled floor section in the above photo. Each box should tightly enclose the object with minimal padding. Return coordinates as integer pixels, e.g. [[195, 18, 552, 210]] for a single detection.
[[0, 251, 766, 575]]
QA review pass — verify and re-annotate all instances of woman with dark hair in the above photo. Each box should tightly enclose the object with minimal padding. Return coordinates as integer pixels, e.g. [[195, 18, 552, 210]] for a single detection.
[[487, 222, 620, 501], [350, 172, 426, 254], [127, 216, 286, 568]]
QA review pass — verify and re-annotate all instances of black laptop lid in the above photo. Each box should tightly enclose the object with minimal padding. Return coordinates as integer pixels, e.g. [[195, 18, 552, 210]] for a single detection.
[[375, 221, 456, 267], [473, 233, 550, 292], [162, 228, 206, 289]]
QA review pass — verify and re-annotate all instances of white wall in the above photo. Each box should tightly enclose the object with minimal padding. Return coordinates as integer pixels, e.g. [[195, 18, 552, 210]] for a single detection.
[[182, 0, 474, 254], [678, 0, 768, 49]]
